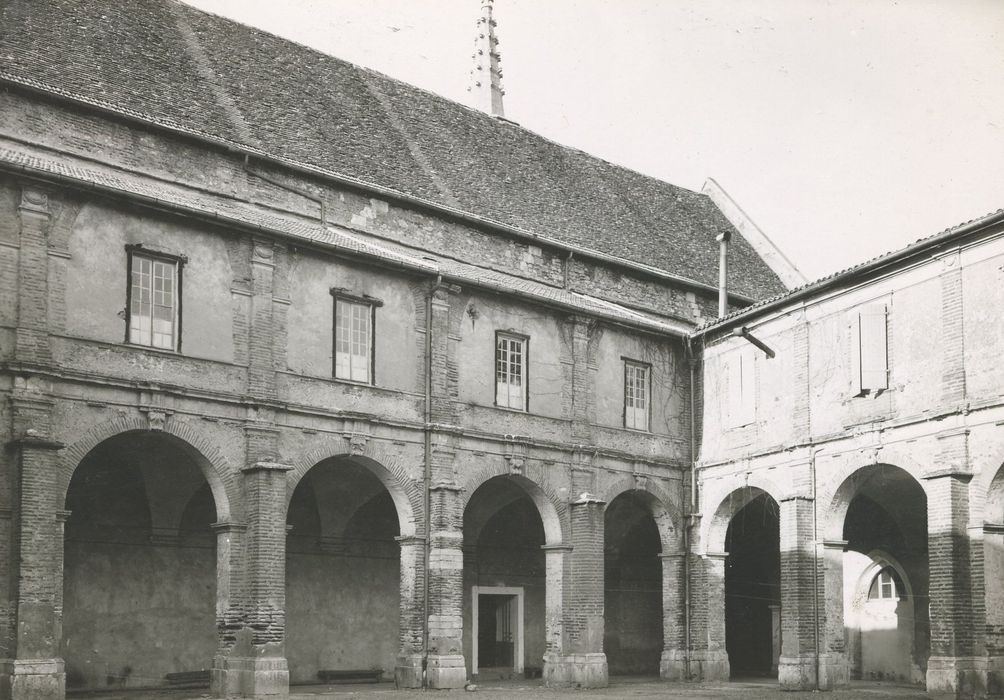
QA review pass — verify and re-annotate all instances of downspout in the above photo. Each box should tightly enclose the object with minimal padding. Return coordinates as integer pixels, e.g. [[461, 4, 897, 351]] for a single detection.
[[716, 231, 731, 317], [684, 334, 698, 679], [811, 447, 822, 691], [421, 273, 442, 686]]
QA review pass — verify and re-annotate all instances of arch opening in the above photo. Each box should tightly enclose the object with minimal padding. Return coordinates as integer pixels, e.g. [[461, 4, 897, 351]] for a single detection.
[[285, 456, 401, 685], [724, 491, 780, 680], [463, 476, 549, 680], [838, 465, 927, 684], [603, 490, 662, 676], [62, 431, 219, 691]]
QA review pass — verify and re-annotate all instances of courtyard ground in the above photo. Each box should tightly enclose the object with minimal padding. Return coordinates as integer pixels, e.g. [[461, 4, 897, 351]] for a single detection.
[[69, 676, 930, 700]]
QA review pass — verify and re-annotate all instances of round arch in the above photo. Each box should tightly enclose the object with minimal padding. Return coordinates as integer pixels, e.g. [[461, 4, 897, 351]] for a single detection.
[[59, 416, 233, 521], [286, 450, 419, 537], [822, 463, 926, 542], [460, 469, 565, 546], [601, 478, 682, 554], [706, 485, 779, 554]]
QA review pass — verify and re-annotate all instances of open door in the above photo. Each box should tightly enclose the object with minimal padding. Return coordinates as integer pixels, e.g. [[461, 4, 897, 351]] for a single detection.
[[472, 586, 524, 678]]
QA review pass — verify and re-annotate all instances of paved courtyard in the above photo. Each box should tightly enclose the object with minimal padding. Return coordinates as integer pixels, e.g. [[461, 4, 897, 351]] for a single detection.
[[69, 677, 929, 700]]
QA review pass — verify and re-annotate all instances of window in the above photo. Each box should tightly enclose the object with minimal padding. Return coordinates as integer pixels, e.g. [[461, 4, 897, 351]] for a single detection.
[[868, 567, 903, 600], [127, 249, 181, 350], [724, 346, 756, 428], [851, 304, 888, 394], [624, 360, 650, 431], [495, 332, 527, 410], [333, 295, 375, 383]]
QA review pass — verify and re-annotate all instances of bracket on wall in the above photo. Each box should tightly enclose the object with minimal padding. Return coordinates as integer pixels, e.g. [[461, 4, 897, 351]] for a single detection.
[[732, 326, 775, 359]]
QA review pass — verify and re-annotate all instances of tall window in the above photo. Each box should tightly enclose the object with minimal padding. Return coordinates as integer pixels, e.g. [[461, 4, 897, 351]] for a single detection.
[[724, 346, 756, 428], [127, 250, 180, 350], [624, 360, 650, 431], [495, 332, 527, 410], [333, 297, 374, 383], [851, 304, 888, 394]]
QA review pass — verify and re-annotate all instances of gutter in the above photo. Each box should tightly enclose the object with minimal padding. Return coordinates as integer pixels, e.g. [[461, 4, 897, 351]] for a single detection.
[[0, 74, 757, 304], [693, 209, 1004, 337]]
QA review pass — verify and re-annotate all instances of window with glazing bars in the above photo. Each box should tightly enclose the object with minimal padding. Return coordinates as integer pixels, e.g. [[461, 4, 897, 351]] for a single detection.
[[495, 333, 527, 410], [624, 360, 650, 430], [128, 251, 179, 350], [334, 298, 373, 383]]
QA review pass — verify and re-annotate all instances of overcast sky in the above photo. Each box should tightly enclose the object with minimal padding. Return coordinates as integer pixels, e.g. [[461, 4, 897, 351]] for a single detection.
[[183, 0, 1004, 282]]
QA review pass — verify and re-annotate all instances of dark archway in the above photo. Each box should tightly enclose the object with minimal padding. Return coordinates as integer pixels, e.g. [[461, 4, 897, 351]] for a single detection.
[[724, 492, 780, 679], [463, 476, 547, 680], [838, 465, 928, 683], [285, 456, 401, 685], [604, 491, 662, 675], [62, 432, 218, 691]]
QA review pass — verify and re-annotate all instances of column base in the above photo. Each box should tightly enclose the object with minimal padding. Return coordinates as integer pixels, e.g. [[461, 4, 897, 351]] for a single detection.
[[0, 659, 65, 700], [211, 655, 288, 698], [394, 653, 424, 689], [426, 654, 466, 689], [816, 653, 849, 690], [779, 653, 816, 690], [543, 653, 608, 688], [681, 650, 729, 682], [926, 656, 988, 699], [987, 655, 1004, 696], [660, 649, 690, 681]]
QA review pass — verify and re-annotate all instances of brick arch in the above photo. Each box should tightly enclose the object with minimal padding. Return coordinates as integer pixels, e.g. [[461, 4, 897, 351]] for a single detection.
[[600, 476, 682, 554], [58, 414, 234, 521], [459, 460, 567, 546], [821, 461, 926, 542], [286, 440, 421, 537], [705, 484, 780, 554], [980, 458, 1004, 527]]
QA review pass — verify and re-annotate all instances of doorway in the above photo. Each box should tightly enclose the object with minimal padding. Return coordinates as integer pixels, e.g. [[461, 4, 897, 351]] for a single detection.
[[472, 586, 524, 677]]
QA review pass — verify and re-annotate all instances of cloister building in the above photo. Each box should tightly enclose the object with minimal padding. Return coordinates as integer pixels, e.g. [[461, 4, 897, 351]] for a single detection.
[[0, 1, 1000, 699]]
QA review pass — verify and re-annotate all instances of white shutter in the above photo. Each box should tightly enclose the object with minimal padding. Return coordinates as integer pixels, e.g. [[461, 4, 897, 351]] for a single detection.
[[850, 312, 863, 395], [858, 305, 888, 392]]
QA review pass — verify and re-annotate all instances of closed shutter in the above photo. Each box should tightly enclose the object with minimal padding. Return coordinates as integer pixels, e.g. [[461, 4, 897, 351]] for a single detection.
[[853, 304, 888, 393]]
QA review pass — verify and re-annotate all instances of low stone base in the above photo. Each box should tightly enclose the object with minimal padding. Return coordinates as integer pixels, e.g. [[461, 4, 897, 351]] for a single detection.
[[660, 649, 690, 681], [684, 650, 730, 682], [426, 654, 466, 689], [212, 655, 289, 697], [543, 653, 608, 688], [0, 659, 65, 700], [987, 655, 1004, 696], [926, 656, 988, 699], [817, 653, 849, 690], [779, 653, 816, 690], [394, 653, 424, 689]]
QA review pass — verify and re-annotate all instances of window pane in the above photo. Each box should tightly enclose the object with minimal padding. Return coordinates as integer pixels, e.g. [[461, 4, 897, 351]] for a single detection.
[[334, 299, 372, 383], [130, 254, 176, 349]]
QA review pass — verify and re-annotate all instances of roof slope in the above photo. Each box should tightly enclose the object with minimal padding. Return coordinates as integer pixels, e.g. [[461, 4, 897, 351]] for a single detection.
[[0, 0, 787, 300]]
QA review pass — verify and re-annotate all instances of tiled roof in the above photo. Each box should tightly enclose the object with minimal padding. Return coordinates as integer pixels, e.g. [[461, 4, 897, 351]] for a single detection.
[[0, 140, 692, 336], [693, 208, 1004, 335], [0, 0, 787, 301]]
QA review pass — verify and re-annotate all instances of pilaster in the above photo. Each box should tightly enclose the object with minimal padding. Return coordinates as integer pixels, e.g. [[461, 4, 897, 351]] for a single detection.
[[658, 551, 688, 680], [394, 535, 426, 688], [14, 186, 54, 365], [688, 551, 729, 681], [818, 539, 850, 688], [543, 491, 607, 688], [777, 495, 816, 691]]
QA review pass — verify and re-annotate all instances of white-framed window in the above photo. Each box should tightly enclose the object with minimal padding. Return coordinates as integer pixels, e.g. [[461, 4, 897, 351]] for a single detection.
[[333, 295, 376, 384], [724, 346, 756, 428], [127, 248, 181, 351], [495, 332, 527, 410], [624, 359, 650, 431], [868, 567, 901, 600], [851, 304, 889, 395]]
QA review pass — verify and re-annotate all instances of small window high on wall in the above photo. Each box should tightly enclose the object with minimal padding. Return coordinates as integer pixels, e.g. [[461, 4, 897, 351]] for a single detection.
[[851, 304, 888, 395], [127, 247, 182, 351], [724, 346, 756, 428]]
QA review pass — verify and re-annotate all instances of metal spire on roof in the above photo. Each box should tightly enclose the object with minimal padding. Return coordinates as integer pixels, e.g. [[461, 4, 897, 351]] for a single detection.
[[467, 0, 505, 117]]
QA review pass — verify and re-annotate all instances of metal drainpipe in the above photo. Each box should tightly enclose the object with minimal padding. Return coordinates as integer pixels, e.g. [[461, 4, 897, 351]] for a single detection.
[[684, 335, 698, 679], [811, 447, 822, 690], [421, 273, 442, 687], [716, 231, 732, 317]]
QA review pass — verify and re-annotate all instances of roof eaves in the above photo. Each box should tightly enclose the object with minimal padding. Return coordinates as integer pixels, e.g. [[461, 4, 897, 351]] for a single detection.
[[0, 71, 756, 304], [691, 208, 1004, 337]]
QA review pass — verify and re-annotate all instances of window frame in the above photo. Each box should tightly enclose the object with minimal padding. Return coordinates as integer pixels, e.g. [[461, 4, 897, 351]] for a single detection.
[[494, 330, 529, 412], [622, 357, 652, 432], [330, 288, 382, 385], [868, 567, 903, 601], [124, 245, 185, 352]]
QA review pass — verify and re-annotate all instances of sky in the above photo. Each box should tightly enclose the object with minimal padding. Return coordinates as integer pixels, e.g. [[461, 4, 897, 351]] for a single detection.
[[183, 0, 1004, 282]]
